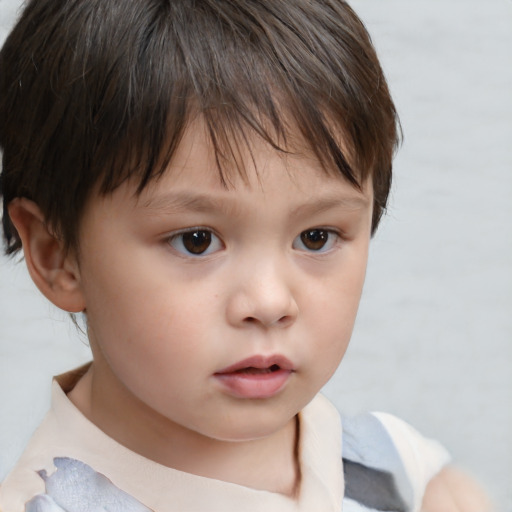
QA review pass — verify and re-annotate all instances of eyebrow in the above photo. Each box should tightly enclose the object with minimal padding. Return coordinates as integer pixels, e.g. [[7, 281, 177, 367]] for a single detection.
[[141, 191, 370, 217], [141, 192, 242, 217], [290, 194, 370, 218]]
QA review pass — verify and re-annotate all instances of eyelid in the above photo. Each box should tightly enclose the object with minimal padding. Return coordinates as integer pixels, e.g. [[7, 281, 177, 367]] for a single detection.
[[166, 226, 224, 257], [292, 227, 343, 253]]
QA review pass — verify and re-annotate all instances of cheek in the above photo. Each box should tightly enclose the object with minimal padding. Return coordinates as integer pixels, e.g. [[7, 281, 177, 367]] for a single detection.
[[309, 254, 366, 323], [85, 288, 213, 412], [302, 258, 367, 376], [83, 259, 219, 373]]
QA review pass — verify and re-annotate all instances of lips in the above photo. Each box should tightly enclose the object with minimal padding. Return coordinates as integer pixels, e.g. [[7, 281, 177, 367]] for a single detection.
[[214, 355, 294, 399], [215, 355, 294, 374]]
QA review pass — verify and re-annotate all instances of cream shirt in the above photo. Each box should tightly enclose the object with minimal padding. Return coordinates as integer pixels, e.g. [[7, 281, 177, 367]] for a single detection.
[[0, 367, 449, 512], [0, 370, 342, 512]]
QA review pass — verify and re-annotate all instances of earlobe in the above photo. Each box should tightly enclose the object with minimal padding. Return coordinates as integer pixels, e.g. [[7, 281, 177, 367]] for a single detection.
[[8, 198, 86, 313]]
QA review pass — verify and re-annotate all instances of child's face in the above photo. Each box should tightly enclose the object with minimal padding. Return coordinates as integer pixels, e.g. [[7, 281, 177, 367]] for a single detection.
[[75, 120, 373, 443]]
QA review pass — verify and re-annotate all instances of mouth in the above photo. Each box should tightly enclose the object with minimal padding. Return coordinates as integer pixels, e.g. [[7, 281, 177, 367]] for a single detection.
[[215, 355, 294, 375], [231, 364, 282, 375], [214, 355, 294, 399]]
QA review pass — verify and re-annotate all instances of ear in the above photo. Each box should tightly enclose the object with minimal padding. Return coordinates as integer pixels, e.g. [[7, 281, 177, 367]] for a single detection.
[[8, 198, 86, 313]]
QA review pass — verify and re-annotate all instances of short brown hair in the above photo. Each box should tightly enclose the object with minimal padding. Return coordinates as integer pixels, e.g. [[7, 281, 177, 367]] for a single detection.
[[0, 0, 400, 255]]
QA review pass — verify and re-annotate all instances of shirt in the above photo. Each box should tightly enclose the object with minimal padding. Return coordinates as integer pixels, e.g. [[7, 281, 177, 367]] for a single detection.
[[0, 366, 449, 512]]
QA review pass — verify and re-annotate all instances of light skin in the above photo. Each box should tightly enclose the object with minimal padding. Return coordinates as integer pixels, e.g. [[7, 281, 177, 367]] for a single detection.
[[9, 119, 492, 508], [12, 121, 373, 496], [422, 466, 493, 512]]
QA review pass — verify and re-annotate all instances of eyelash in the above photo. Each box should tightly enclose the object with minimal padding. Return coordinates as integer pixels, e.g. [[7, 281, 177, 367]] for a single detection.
[[166, 227, 342, 257], [292, 228, 341, 253], [167, 228, 224, 257]]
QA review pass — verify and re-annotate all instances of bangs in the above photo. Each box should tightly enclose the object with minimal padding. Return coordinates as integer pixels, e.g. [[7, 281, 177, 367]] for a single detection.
[[92, 0, 395, 195], [1, 0, 399, 254]]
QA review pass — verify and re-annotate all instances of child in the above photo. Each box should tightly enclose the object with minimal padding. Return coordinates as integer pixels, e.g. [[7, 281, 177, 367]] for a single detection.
[[0, 0, 491, 510]]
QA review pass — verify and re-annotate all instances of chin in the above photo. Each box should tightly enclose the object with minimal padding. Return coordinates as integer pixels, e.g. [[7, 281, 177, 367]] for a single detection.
[[204, 411, 297, 443]]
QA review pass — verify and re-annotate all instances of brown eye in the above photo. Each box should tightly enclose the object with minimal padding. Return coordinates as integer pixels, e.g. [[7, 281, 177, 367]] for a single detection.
[[300, 229, 329, 251], [293, 228, 338, 252], [182, 231, 212, 254], [169, 229, 222, 256]]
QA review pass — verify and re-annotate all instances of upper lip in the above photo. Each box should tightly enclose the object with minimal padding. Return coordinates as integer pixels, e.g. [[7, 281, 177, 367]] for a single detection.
[[214, 354, 294, 374]]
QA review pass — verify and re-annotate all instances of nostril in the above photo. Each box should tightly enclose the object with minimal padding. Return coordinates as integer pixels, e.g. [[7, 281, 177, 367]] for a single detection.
[[243, 314, 293, 327], [276, 314, 294, 326]]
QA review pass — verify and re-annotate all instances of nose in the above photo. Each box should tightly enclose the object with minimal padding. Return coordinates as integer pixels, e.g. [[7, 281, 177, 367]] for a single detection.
[[226, 259, 299, 329]]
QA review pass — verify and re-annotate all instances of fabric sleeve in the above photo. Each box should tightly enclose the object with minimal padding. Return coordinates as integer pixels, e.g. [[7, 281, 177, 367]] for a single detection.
[[372, 412, 451, 512], [341, 411, 451, 512]]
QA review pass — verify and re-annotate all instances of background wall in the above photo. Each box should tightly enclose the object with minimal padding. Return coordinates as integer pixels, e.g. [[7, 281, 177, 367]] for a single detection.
[[1, 0, 511, 508]]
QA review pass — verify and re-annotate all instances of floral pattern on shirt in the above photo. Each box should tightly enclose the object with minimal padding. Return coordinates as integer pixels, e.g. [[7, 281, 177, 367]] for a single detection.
[[25, 457, 153, 512]]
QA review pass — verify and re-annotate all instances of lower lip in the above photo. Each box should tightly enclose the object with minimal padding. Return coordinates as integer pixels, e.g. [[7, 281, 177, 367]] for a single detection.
[[214, 369, 292, 399]]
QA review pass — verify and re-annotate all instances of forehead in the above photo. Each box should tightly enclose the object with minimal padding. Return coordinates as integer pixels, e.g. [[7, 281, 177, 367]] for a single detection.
[[126, 119, 373, 222], [79, 116, 372, 234], [140, 116, 367, 198], [77, 117, 373, 249]]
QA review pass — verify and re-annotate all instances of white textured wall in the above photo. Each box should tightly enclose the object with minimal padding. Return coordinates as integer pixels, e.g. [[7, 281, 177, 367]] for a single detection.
[[1, 0, 511, 508]]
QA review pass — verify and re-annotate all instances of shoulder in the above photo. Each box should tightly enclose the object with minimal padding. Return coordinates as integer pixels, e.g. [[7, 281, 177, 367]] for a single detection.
[[341, 411, 450, 512], [0, 370, 88, 511], [422, 465, 494, 512]]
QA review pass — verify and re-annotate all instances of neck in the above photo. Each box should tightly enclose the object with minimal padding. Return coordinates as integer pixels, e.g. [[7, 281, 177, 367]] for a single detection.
[[68, 364, 301, 497]]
